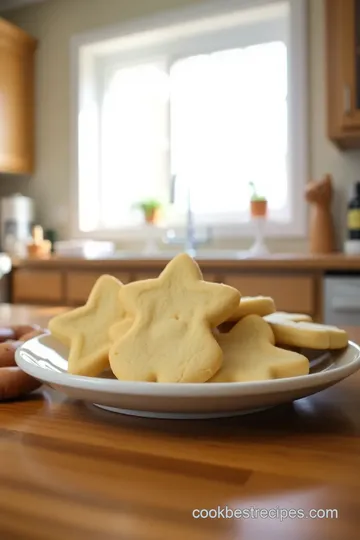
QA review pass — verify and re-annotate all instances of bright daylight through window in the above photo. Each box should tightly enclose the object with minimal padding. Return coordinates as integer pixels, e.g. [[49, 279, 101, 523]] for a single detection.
[[74, 0, 306, 237]]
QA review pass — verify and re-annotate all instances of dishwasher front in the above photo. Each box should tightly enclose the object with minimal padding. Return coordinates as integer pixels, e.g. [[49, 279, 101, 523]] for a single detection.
[[324, 275, 360, 326]]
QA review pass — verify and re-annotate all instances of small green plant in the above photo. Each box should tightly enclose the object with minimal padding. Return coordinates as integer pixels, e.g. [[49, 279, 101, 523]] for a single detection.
[[133, 198, 162, 213], [249, 181, 267, 202], [133, 198, 162, 223]]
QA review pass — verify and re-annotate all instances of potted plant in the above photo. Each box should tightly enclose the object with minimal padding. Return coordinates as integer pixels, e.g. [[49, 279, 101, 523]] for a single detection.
[[133, 198, 162, 225], [249, 181, 268, 218]]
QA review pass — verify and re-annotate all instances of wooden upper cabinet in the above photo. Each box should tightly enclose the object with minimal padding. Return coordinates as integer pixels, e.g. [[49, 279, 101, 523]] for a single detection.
[[0, 18, 36, 174], [326, 0, 360, 148]]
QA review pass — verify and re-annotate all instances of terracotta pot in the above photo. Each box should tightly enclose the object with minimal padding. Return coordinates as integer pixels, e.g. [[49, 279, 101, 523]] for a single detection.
[[144, 209, 159, 225], [250, 199, 268, 218]]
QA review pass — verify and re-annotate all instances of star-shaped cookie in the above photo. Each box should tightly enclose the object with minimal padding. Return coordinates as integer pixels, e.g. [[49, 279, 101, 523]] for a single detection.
[[48, 275, 127, 376], [227, 296, 276, 322], [266, 319, 348, 349], [264, 312, 312, 323], [109, 253, 240, 383], [210, 314, 309, 383]]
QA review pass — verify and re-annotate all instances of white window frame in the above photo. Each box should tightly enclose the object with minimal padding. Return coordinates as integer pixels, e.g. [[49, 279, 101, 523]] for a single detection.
[[70, 0, 308, 241]]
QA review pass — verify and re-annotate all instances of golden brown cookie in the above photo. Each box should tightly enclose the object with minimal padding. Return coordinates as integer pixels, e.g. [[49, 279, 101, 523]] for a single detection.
[[0, 329, 47, 368], [13, 324, 42, 341], [267, 319, 348, 350], [0, 328, 16, 342], [48, 275, 127, 376], [18, 329, 47, 343], [0, 328, 46, 401], [264, 312, 312, 323], [209, 314, 309, 383], [0, 342, 21, 368], [227, 296, 276, 322], [109, 253, 240, 383], [0, 367, 41, 401], [108, 318, 133, 342]]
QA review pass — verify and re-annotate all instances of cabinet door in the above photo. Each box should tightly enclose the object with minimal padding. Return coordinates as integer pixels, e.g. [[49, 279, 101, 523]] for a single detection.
[[13, 270, 63, 304], [66, 271, 131, 305], [0, 22, 36, 173], [339, 0, 360, 129], [223, 274, 315, 314], [132, 271, 217, 281]]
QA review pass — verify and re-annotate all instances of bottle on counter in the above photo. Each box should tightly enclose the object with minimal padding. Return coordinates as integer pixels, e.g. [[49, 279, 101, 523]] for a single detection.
[[345, 182, 360, 254], [44, 229, 57, 253]]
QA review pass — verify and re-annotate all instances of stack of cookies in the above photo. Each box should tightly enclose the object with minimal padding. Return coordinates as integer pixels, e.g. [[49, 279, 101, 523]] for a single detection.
[[48, 254, 348, 384]]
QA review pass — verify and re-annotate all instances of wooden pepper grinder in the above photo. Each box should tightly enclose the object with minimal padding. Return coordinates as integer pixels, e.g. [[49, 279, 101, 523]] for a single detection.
[[305, 174, 335, 254], [27, 225, 52, 258]]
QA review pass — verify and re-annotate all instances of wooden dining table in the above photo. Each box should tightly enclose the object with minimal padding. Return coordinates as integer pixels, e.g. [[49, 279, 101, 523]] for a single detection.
[[0, 304, 360, 540]]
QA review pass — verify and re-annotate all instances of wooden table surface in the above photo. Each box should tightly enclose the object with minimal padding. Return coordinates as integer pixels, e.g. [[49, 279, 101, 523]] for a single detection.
[[1, 305, 360, 540]]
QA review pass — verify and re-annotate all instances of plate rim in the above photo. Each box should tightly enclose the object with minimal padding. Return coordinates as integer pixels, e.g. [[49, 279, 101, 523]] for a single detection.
[[15, 334, 360, 398]]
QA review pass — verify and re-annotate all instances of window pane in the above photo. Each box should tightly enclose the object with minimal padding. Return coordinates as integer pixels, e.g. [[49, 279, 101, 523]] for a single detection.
[[170, 42, 287, 215], [100, 62, 169, 227]]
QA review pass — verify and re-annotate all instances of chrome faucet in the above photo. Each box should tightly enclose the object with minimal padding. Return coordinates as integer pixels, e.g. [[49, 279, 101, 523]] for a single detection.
[[163, 174, 211, 255]]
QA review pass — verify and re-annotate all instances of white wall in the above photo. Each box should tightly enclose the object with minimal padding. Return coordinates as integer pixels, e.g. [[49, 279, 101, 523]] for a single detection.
[[2, 0, 360, 251]]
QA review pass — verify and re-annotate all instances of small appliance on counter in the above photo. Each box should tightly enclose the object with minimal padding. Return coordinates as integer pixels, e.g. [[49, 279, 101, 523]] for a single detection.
[[345, 181, 360, 254], [0, 193, 34, 257]]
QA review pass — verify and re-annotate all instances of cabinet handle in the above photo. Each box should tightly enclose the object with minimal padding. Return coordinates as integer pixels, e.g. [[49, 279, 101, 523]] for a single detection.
[[344, 85, 351, 114]]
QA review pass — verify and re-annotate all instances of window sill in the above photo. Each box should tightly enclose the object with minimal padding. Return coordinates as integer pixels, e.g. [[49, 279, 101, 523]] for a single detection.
[[73, 218, 307, 241]]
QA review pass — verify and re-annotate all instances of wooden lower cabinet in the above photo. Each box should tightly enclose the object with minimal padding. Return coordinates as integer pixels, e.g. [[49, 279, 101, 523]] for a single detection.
[[66, 271, 131, 305], [13, 270, 63, 304], [223, 274, 315, 315], [11, 266, 319, 318], [132, 272, 160, 281]]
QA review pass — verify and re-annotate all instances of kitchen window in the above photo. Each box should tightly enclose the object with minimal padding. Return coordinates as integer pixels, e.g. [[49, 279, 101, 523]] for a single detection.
[[71, 0, 307, 239]]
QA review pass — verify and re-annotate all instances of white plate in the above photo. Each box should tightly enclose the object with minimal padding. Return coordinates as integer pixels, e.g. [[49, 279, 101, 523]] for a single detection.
[[15, 334, 360, 420]]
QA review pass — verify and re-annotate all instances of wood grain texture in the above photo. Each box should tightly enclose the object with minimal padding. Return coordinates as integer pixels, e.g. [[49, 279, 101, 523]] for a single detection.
[[13, 270, 63, 304], [326, 0, 360, 147], [223, 274, 314, 314], [338, 0, 360, 130], [0, 305, 360, 538], [0, 18, 36, 174], [12, 265, 317, 315], [66, 271, 131, 305], [6, 256, 335, 319], [12, 252, 360, 270], [326, 0, 343, 140]]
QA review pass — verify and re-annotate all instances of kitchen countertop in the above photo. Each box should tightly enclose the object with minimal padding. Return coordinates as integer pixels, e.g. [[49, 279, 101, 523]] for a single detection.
[[0, 305, 360, 539], [11, 252, 360, 271], [0, 304, 68, 327]]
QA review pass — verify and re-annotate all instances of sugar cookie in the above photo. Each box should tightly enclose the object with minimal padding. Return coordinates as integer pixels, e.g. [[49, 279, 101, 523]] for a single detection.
[[0, 328, 47, 401], [227, 296, 276, 322], [108, 318, 133, 342], [210, 314, 309, 383], [109, 253, 240, 383], [48, 275, 127, 376], [267, 319, 348, 350], [264, 312, 312, 323]]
